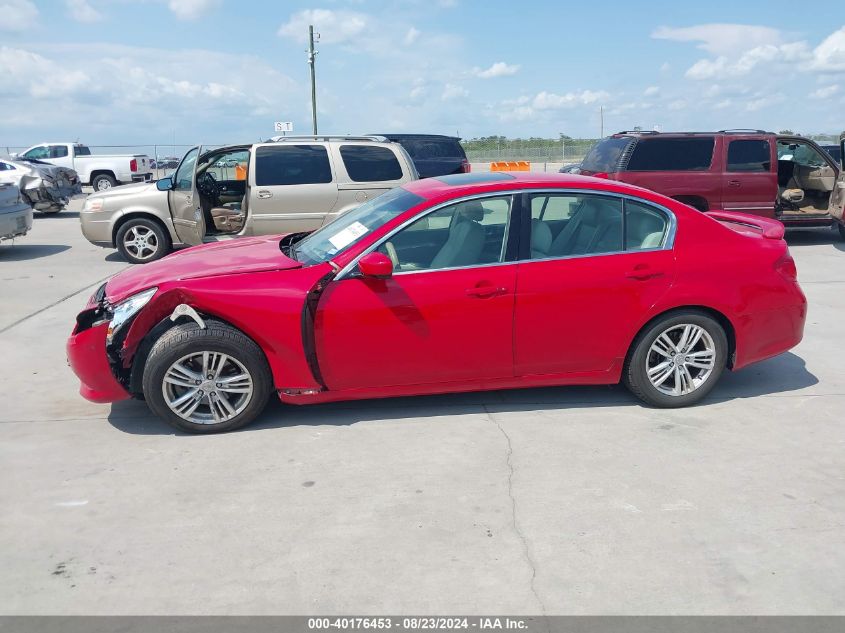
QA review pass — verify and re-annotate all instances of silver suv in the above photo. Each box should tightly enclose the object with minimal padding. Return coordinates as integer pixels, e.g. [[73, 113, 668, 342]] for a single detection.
[[79, 136, 419, 263]]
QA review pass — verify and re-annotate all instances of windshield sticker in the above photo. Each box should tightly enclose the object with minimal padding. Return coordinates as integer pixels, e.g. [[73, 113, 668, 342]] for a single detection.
[[328, 221, 369, 250]]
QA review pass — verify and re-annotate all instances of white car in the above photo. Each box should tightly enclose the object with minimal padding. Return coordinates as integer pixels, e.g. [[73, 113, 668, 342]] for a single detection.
[[0, 183, 33, 242], [13, 143, 153, 191], [0, 158, 82, 213]]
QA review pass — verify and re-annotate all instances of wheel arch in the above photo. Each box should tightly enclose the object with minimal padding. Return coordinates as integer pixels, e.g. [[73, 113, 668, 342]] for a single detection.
[[625, 305, 737, 369], [89, 169, 117, 184]]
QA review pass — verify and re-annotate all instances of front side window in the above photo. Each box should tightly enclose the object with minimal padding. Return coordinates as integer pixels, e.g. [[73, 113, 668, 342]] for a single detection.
[[375, 195, 513, 272], [23, 146, 49, 160], [340, 145, 403, 182], [727, 140, 771, 172], [528, 194, 623, 259], [174, 147, 199, 191], [627, 137, 715, 171], [255, 145, 332, 186]]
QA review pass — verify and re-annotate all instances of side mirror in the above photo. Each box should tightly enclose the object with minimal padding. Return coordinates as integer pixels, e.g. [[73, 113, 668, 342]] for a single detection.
[[358, 252, 393, 279], [156, 177, 173, 191]]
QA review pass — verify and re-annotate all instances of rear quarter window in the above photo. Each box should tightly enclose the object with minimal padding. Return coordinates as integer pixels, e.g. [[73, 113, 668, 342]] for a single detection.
[[340, 145, 403, 182], [400, 138, 466, 159], [580, 137, 632, 173], [626, 137, 715, 171], [255, 145, 333, 186]]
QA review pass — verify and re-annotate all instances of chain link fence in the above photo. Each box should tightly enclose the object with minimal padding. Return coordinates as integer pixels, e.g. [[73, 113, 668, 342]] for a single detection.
[[461, 137, 597, 171]]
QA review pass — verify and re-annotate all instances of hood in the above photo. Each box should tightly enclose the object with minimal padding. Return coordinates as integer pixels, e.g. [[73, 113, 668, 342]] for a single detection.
[[89, 180, 156, 201], [106, 235, 302, 302]]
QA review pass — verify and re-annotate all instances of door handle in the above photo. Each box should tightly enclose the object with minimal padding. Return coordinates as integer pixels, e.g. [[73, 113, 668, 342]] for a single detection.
[[466, 285, 507, 298], [625, 267, 664, 281], [257, 190, 273, 199], [728, 180, 741, 187]]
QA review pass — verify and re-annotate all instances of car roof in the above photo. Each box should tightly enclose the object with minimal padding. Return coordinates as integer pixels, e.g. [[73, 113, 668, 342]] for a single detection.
[[371, 134, 461, 141], [609, 130, 773, 139], [403, 172, 652, 201]]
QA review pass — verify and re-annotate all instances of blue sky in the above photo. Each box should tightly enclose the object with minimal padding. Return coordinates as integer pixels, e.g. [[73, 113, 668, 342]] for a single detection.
[[0, 0, 843, 147]]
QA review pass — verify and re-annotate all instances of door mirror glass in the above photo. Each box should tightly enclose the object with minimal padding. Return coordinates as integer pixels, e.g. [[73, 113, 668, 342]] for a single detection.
[[156, 177, 173, 191], [358, 252, 393, 278]]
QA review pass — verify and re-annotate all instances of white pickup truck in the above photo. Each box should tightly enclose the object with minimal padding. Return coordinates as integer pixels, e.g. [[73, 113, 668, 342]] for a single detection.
[[13, 143, 153, 191]]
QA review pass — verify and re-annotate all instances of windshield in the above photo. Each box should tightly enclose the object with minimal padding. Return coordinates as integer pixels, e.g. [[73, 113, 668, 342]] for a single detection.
[[293, 187, 425, 265], [580, 137, 632, 173]]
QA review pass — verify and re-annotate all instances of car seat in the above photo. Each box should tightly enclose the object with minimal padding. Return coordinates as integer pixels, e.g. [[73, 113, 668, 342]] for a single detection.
[[530, 219, 552, 258], [549, 198, 622, 256], [429, 201, 485, 268]]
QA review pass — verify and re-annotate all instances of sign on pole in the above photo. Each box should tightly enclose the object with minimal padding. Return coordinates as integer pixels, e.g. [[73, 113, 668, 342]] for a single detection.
[[274, 121, 294, 133]]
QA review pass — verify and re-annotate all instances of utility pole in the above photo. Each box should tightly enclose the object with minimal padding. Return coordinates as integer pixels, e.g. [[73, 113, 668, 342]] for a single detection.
[[308, 25, 319, 135], [600, 106, 604, 138]]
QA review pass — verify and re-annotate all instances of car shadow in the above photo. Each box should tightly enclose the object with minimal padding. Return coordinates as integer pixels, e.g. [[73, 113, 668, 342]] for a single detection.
[[38, 211, 80, 220], [0, 243, 71, 261], [107, 352, 818, 436], [785, 228, 845, 252]]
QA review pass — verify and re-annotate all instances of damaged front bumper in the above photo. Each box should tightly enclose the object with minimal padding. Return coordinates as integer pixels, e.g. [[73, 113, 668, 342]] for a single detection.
[[21, 176, 82, 212]]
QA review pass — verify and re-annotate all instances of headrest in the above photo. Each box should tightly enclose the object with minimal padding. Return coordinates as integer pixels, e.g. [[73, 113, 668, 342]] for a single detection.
[[456, 200, 484, 221], [530, 219, 552, 254]]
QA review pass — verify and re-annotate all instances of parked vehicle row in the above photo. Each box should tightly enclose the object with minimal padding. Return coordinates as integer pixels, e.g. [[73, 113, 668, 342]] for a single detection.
[[0, 157, 81, 213], [67, 172, 807, 433], [0, 183, 33, 243], [80, 135, 419, 264], [12, 142, 154, 192], [579, 130, 845, 237]]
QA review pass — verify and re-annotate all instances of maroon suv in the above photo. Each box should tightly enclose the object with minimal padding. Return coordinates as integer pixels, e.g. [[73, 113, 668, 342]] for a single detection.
[[580, 130, 845, 237]]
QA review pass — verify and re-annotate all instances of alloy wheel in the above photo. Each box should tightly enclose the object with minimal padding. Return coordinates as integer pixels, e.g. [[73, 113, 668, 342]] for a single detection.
[[122, 225, 159, 261], [646, 323, 716, 396], [161, 351, 254, 425]]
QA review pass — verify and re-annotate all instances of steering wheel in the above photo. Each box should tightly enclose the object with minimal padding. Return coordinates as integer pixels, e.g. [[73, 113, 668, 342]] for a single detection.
[[385, 241, 400, 270], [196, 171, 219, 198]]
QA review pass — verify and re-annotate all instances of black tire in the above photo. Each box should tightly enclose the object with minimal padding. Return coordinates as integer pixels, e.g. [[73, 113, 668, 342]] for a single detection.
[[837, 223, 845, 241], [92, 173, 118, 191], [115, 217, 171, 264], [142, 320, 273, 434], [623, 310, 728, 408], [38, 208, 63, 215]]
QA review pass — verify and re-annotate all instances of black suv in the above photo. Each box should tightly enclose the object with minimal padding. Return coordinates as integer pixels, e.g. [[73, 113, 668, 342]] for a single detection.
[[372, 134, 470, 178]]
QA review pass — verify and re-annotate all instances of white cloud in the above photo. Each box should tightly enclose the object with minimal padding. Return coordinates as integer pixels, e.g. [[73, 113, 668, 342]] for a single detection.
[[685, 41, 810, 79], [441, 83, 468, 101], [0, 47, 90, 97], [0, 0, 38, 31], [474, 62, 520, 79], [532, 90, 608, 109], [643, 86, 660, 97], [652, 23, 781, 55], [403, 27, 420, 46], [167, 0, 221, 21], [65, 0, 102, 23], [278, 9, 368, 44], [810, 85, 840, 99], [667, 99, 687, 111], [809, 26, 845, 71]]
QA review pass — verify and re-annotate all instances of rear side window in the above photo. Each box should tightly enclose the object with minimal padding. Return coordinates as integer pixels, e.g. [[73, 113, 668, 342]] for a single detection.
[[255, 145, 332, 186], [727, 140, 771, 172], [340, 145, 403, 182], [626, 137, 715, 171], [624, 200, 668, 250], [75, 146, 92, 156], [49, 145, 68, 158], [580, 137, 631, 173]]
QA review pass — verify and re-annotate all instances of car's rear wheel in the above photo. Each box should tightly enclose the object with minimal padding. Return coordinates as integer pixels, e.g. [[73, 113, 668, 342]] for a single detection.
[[92, 174, 117, 191], [837, 223, 845, 241], [624, 311, 727, 408], [142, 321, 272, 433], [115, 218, 171, 264]]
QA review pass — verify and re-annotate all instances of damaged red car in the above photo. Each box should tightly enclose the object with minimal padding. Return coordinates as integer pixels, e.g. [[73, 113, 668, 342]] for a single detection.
[[67, 173, 807, 433]]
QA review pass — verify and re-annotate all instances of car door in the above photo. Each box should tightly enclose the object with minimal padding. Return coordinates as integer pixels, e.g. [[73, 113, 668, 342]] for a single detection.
[[515, 192, 676, 376], [315, 194, 518, 391], [721, 137, 777, 218], [167, 146, 204, 245], [246, 143, 338, 234], [829, 137, 845, 222]]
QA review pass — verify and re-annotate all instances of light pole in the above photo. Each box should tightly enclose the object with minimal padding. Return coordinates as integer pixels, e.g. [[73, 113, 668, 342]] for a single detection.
[[307, 25, 319, 135]]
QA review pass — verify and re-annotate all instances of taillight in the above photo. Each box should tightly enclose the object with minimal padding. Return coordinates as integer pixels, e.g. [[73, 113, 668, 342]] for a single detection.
[[129, 158, 137, 172], [775, 253, 798, 282], [461, 159, 471, 173]]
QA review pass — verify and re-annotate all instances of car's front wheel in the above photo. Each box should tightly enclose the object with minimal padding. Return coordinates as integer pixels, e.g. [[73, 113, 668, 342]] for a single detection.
[[624, 311, 727, 408], [115, 218, 171, 264], [142, 321, 273, 433]]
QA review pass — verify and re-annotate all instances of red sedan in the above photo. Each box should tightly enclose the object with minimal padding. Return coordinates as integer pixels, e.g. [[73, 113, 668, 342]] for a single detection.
[[67, 173, 806, 433]]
